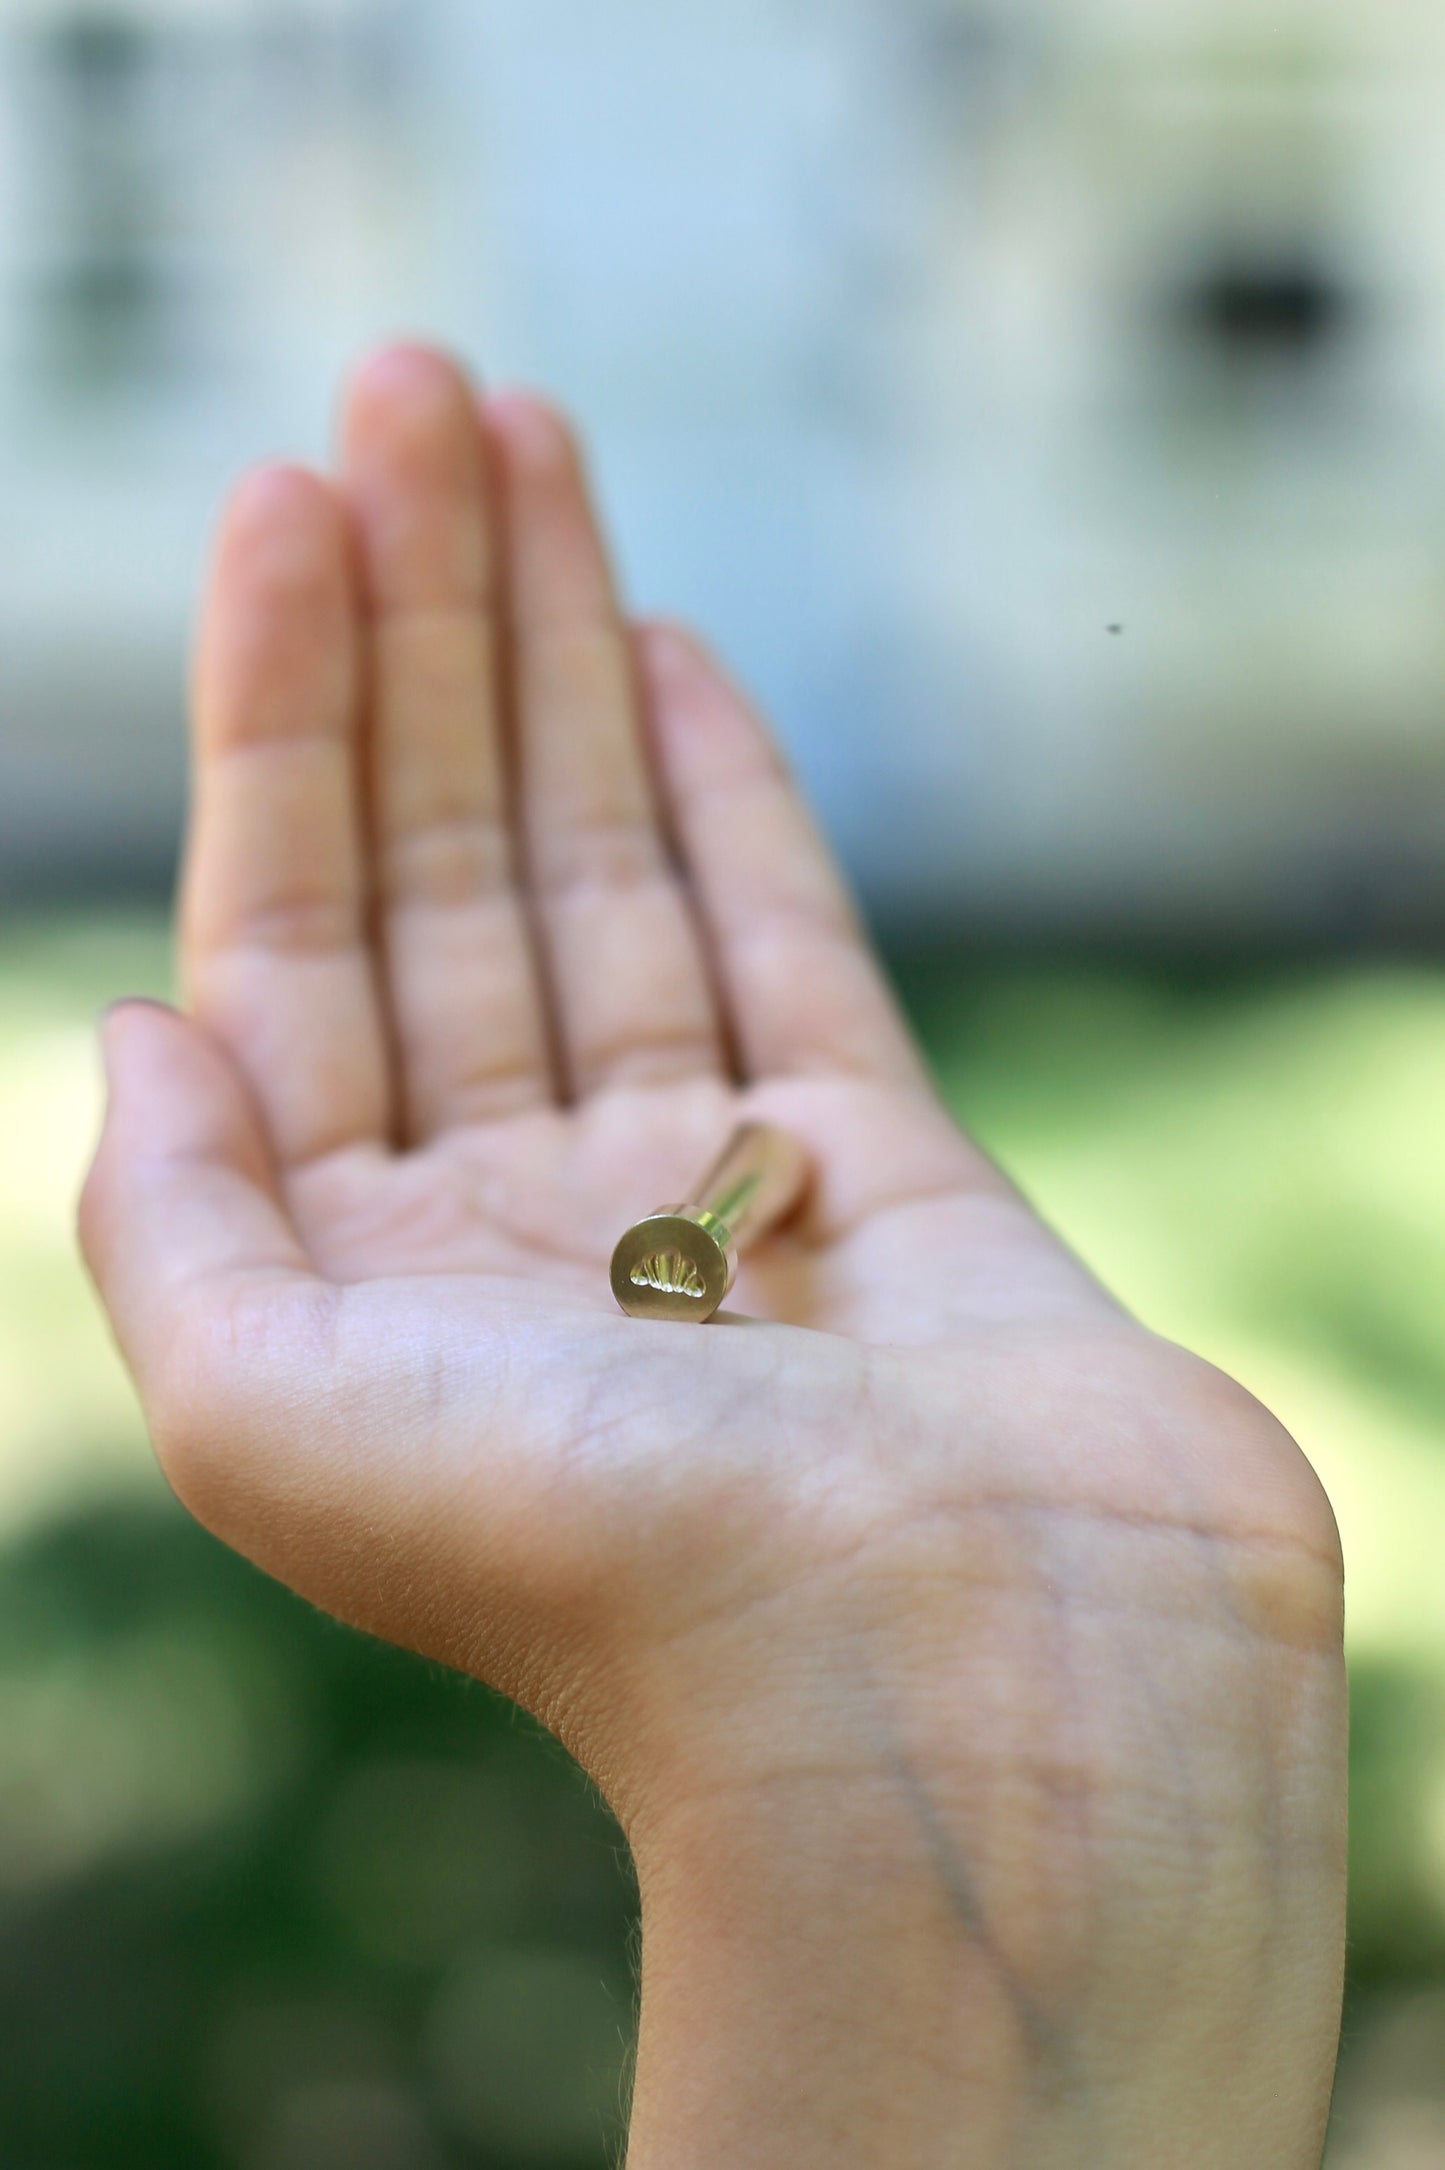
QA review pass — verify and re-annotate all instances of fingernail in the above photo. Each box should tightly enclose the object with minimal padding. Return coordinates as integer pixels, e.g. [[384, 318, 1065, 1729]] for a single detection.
[[355, 340, 470, 394], [645, 623, 705, 673], [101, 996, 172, 1024], [487, 390, 573, 470], [226, 463, 327, 536], [99, 997, 172, 1061]]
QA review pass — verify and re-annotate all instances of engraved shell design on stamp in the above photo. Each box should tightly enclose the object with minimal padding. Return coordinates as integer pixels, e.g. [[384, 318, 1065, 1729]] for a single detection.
[[629, 1250, 708, 1300]]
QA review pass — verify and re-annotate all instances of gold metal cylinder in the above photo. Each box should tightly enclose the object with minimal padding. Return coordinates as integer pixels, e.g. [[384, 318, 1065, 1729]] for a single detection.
[[609, 1122, 808, 1322]]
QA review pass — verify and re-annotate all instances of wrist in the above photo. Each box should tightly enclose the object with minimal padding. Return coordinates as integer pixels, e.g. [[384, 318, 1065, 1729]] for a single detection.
[[610, 1556, 1345, 2170], [625, 1762, 1342, 2170], [626, 1767, 1024, 2170], [565, 1370, 1348, 2170]]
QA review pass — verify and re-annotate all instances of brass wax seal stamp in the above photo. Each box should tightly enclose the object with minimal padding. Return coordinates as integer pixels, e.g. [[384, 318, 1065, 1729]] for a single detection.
[[610, 1122, 808, 1322]]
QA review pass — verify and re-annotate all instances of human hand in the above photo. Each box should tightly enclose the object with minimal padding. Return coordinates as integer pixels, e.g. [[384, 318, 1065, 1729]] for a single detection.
[[82, 348, 1347, 2168]]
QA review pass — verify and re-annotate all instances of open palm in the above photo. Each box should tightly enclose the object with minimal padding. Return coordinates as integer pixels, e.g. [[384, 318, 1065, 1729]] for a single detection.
[[89, 343, 1106, 1644], [169, 347, 1104, 1341]]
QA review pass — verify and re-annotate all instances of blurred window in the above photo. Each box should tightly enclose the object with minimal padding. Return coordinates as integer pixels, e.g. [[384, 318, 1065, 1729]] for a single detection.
[[18, 10, 188, 399]]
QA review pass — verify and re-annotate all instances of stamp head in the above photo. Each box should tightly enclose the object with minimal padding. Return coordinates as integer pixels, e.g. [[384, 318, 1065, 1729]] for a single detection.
[[609, 1210, 736, 1323]]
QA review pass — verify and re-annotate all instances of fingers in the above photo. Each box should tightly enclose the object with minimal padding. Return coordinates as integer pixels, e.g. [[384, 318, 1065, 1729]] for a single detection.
[[184, 465, 392, 1168], [80, 1002, 315, 1409], [635, 625, 930, 1087], [190, 356, 911, 1147], [341, 349, 555, 1136], [486, 393, 726, 1097]]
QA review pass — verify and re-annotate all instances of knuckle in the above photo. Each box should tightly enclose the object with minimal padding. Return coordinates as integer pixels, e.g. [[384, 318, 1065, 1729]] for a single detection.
[[534, 815, 664, 904]]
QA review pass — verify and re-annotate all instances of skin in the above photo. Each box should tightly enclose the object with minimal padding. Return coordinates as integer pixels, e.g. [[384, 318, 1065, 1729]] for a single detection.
[[80, 346, 1348, 2167]]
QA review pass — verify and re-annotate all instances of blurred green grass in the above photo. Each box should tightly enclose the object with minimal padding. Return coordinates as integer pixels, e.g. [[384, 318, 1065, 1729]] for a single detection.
[[1, 913, 1443, 2166]]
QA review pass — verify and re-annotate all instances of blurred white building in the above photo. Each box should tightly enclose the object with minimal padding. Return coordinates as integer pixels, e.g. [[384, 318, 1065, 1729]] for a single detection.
[[2, 0, 1445, 933]]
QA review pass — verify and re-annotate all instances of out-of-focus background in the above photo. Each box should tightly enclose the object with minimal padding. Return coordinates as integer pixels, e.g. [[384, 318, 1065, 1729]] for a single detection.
[[1, 2, 1443, 2164]]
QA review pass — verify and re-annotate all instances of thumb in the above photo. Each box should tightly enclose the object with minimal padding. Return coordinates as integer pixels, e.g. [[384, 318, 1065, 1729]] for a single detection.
[[77, 1000, 584, 1701], [81, 999, 310, 1328], [79, 997, 315, 1484]]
